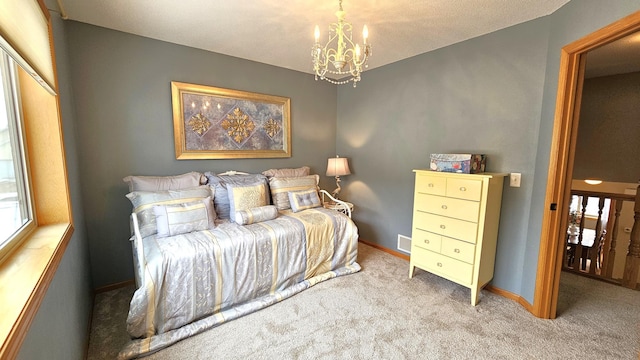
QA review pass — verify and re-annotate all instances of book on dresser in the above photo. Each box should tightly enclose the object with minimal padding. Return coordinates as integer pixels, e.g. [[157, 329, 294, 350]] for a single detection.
[[409, 170, 507, 306]]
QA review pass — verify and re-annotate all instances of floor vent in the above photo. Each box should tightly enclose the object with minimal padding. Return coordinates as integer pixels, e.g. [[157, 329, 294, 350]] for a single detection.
[[397, 234, 411, 254]]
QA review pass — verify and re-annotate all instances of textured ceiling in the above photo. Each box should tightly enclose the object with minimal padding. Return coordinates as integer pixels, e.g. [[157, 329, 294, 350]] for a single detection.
[[50, 0, 572, 77]]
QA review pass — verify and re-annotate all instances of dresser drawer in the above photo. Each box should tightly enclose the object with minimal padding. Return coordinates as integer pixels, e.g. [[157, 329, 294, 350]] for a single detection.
[[411, 228, 442, 253], [441, 236, 476, 264], [415, 173, 446, 196], [414, 193, 480, 223], [446, 178, 482, 201], [414, 211, 478, 244], [411, 246, 473, 285]]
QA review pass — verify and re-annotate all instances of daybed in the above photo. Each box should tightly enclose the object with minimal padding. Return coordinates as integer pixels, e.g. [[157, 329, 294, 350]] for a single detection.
[[118, 169, 360, 359]]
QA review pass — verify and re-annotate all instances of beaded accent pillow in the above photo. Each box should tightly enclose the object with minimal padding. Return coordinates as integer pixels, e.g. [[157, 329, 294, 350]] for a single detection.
[[204, 172, 268, 219], [288, 189, 321, 213], [268, 175, 319, 210], [226, 182, 269, 218]]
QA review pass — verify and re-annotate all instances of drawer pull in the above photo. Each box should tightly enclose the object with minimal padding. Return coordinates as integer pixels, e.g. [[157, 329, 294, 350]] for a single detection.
[[459, 186, 467, 192], [437, 262, 443, 267], [424, 239, 430, 244], [454, 248, 460, 253], [441, 205, 447, 210], [440, 224, 446, 229], [428, 183, 434, 188]]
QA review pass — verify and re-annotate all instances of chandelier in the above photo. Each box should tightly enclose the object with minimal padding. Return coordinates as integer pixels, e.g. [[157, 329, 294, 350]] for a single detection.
[[312, 0, 372, 87]]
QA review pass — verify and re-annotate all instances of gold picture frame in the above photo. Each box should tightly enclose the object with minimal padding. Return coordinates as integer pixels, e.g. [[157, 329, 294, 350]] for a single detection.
[[171, 81, 291, 159]]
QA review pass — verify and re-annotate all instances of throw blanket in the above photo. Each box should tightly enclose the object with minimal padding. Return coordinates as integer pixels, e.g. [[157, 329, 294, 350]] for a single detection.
[[119, 208, 360, 359]]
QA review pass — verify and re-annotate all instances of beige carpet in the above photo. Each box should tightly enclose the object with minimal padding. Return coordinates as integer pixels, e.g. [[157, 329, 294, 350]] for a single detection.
[[87, 243, 640, 359]]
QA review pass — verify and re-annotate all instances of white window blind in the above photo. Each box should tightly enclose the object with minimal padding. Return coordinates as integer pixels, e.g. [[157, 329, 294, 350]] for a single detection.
[[0, 0, 55, 94]]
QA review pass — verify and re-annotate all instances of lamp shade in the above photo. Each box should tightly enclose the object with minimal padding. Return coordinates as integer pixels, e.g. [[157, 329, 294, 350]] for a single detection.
[[326, 157, 351, 177]]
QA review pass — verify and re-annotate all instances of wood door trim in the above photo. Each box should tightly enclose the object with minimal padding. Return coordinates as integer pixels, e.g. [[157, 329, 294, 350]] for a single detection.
[[533, 10, 640, 319]]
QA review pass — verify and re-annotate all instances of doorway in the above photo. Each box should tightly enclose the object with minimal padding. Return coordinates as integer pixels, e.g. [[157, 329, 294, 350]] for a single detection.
[[533, 11, 640, 319]]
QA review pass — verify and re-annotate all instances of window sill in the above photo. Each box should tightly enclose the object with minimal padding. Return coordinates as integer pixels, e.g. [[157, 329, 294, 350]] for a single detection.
[[0, 222, 74, 359]]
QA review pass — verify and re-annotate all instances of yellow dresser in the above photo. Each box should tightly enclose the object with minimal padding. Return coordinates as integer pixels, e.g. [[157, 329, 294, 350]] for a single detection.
[[409, 170, 506, 305]]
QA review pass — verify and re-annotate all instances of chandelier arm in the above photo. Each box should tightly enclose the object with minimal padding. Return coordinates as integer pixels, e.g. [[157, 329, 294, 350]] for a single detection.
[[312, 0, 371, 86]]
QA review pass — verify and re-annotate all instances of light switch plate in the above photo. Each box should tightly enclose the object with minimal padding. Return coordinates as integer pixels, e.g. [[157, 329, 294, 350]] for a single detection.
[[510, 173, 521, 187]]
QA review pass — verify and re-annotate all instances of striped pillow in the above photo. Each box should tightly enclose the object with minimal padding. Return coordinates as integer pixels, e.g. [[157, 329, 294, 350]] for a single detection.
[[126, 186, 213, 238], [261, 166, 310, 178], [288, 189, 321, 213], [268, 175, 319, 210], [153, 196, 216, 237], [234, 205, 279, 225]]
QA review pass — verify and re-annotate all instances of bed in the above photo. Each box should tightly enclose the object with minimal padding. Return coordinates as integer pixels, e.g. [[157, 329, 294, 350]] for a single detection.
[[118, 170, 360, 359]]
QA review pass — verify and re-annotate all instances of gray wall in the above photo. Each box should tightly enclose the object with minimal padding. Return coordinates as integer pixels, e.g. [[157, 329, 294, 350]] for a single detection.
[[338, 1, 640, 303], [65, 22, 338, 287], [337, 17, 550, 297], [17, 13, 93, 360], [527, 0, 640, 302], [573, 72, 640, 183]]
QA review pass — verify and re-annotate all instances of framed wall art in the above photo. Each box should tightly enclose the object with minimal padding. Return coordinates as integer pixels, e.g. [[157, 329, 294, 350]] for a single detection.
[[171, 81, 291, 159]]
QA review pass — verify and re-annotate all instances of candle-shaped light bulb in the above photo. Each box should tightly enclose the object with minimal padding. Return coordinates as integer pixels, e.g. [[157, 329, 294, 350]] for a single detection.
[[355, 44, 361, 60], [363, 25, 368, 44], [314, 25, 320, 43]]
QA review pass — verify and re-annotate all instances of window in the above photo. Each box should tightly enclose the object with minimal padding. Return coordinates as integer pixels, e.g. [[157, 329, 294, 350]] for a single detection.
[[0, 50, 34, 260], [0, 1, 75, 357]]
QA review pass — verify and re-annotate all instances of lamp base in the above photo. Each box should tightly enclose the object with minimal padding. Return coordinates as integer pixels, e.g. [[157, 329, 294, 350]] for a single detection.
[[332, 176, 342, 199]]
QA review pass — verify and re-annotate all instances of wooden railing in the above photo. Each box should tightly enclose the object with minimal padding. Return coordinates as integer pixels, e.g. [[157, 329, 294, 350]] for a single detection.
[[563, 185, 640, 290]]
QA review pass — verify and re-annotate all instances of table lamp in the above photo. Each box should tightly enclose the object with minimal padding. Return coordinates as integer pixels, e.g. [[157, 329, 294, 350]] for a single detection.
[[326, 156, 351, 199]]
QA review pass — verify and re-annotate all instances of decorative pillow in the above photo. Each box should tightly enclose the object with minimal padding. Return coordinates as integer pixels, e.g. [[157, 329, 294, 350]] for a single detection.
[[261, 166, 310, 178], [227, 182, 269, 218], [126, 186, 213, 238], [268, 175, 319, 210], [288, 189, 321, 213], [204, 172, 269, 219], [153, 196, 215, 237], [234, 205, 278, 225], [123, 172, 206, 192]]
